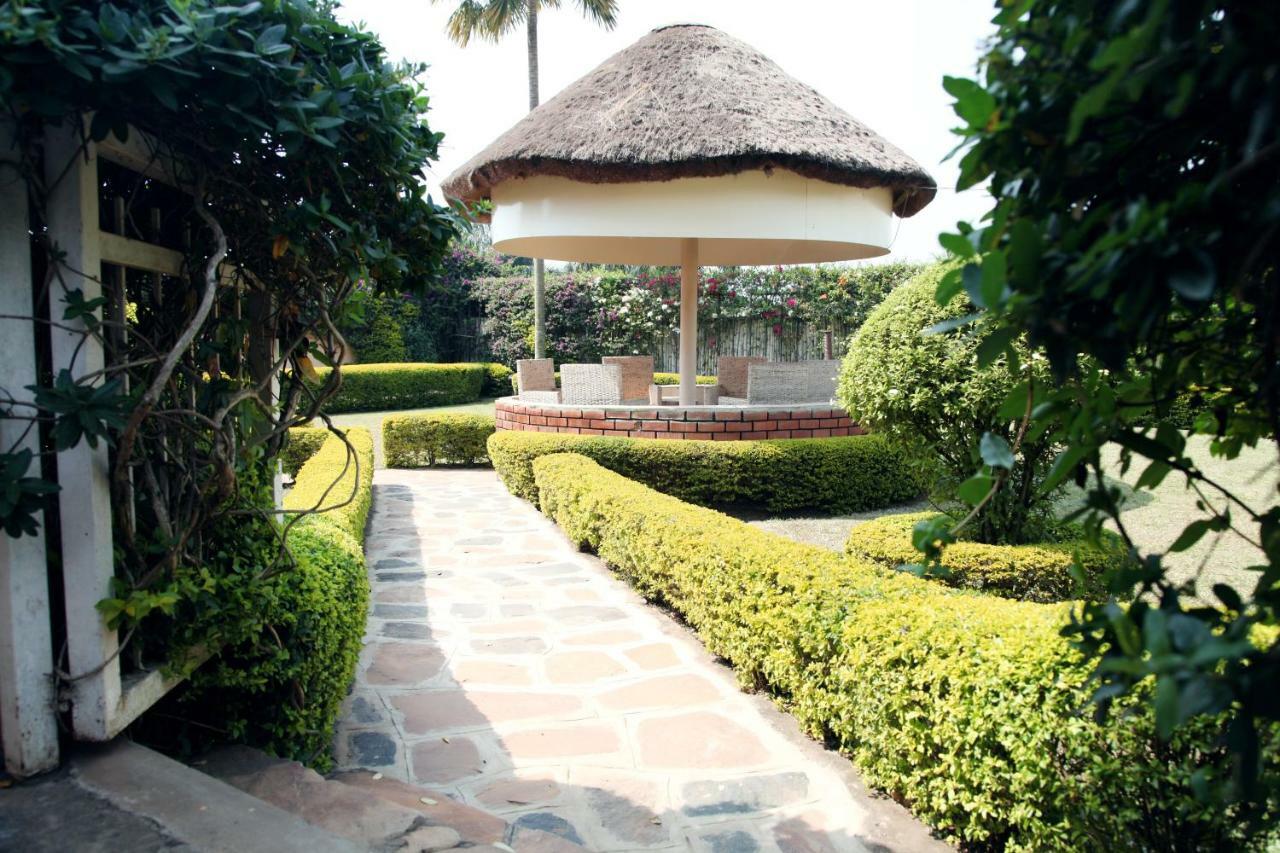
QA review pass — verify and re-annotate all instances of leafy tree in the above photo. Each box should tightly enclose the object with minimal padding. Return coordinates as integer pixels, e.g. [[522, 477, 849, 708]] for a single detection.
[[927, 0, 1280, 823], [838, 263, 1058, 545], [431, 0, 619, 359], [0, 0, 459, 732]]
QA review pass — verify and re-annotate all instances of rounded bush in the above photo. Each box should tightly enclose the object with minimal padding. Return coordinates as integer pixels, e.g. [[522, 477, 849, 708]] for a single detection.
[[844, 511, 1134, 602], [384, 413, 495, 467], [837, 262, 1056, 544]]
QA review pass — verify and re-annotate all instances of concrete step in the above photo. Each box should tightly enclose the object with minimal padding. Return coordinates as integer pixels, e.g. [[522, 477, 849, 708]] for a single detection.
[[200, 746, 583, 852], [67, 740, 361, 853]]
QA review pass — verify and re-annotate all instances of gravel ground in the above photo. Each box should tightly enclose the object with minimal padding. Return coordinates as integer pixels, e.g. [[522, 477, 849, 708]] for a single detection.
[[745, 435, 1278, 602]]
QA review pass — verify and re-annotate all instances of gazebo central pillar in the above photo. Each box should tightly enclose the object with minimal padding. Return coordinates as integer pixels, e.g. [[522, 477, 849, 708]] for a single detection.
[[678, 238, 699, 405]]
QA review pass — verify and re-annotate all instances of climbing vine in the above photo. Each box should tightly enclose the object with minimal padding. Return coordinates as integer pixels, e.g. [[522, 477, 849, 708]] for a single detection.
[[0, 0, 460, 671]]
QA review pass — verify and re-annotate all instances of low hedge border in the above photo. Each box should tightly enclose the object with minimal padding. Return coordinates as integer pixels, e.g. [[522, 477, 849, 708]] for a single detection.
[[384, 413, 495, 467], [282, 426, 328, 477], [488, 429, 922, 513], [187, 427, 374, 769], [313, 362, 505, 413], [844, 511, 1134, 603], [530, 452, 1272, 852], [284, 427, 375, 541]]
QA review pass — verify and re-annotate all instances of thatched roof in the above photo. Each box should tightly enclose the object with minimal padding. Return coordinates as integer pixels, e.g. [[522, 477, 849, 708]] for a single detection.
[[442, 24, 936, 217]]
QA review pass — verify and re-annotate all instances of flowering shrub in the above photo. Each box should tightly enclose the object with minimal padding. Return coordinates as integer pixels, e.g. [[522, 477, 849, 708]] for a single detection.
[[469, 262, 923, 365]]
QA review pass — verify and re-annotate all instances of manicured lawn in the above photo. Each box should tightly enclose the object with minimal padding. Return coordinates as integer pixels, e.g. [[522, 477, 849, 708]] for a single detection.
[[323, 398, 498, 468], [746, 434, 1277, 602]]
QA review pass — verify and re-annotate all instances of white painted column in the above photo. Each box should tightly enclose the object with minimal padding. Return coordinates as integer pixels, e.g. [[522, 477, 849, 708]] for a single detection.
[[44, 117, 120, 740], [678, 238, 699, 406], [0, 121, 60, 776]]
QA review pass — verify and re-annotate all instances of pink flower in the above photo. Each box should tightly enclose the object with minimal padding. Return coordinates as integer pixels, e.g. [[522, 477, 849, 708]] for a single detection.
[[786, 298, 797, 308]]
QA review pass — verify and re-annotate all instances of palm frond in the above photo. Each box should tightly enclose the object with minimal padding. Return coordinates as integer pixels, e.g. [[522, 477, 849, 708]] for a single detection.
[[480, 0, 529, 39], [574, 0, 618, 29], [435, 0, 495, 46]]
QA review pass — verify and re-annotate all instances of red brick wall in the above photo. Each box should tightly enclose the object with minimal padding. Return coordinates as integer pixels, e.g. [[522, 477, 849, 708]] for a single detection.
[[494, 399, 864, 440]]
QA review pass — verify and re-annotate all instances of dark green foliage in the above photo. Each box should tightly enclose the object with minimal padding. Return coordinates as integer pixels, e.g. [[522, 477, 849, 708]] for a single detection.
[[934, 0, 1280, 817], [281, 427, 328, 478], [341, 291, 420, 364], [311, 363, 487, 413], [480, 362, 513, 397], [845, 511, 1134, 603], [532, 453, 1278, 851], [488, 430, 923, 513], [384, 414, 495, 467]]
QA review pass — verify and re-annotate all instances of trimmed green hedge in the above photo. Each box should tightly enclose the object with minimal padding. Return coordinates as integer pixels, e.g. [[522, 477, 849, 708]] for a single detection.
[[384, 413, 495, 467], [282, 427, 328, 478], [844, 511, 1134, 603], [313, 362, 487, 413], [187, 428, 373, 769], [531, 453, 1272, 851], [488, 430, 922, 513], [284, 427, 375, 541], [481, 362, 514, 397]]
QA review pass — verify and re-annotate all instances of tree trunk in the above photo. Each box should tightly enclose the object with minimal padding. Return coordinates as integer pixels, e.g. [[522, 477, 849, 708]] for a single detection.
[[528, 0, 546, 359]]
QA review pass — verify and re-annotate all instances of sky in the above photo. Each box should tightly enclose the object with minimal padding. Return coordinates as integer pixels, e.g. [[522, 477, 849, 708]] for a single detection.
[[334, 0, 998, 265]]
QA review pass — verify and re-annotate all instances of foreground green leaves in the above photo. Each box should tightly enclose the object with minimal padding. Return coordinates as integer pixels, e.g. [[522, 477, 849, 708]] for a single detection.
[[934, 0, 1280, 828]]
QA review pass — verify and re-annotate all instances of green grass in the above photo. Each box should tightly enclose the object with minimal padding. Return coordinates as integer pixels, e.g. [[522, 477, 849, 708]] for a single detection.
[[320, 398, 497, 469]]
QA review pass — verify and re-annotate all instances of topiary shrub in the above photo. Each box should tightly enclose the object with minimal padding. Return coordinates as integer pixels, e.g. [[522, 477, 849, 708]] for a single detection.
[[531, 453, 1276, 851], [838, 262, 1057, 545], [281, 427, 329, 478], [384, 414, 495, 467], [488, 429, 922, 513], [311, 362, 487, 413], [844, 511, 1134, 602]]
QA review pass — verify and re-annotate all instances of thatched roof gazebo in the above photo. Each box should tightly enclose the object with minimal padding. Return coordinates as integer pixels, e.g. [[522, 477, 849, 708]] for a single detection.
[[444, 23, 935, 404]]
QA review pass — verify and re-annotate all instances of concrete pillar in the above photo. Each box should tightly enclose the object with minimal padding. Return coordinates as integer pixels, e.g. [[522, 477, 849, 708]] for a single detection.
[[44, 116, 120, 740], [678, 238, 699, 406], [0, 120, 60, 776]]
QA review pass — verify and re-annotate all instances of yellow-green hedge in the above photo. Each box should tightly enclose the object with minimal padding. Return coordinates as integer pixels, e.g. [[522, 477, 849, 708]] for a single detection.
[[488, 430, 922, 513], [312, 362, 493, 413], [281, 426, 328, 478], [531, 452, 1270, 851], [384, 413, 495, 467], [844, 511, 1133, 602], [190, 428, 374, 770], [284, 427, 375, 542]]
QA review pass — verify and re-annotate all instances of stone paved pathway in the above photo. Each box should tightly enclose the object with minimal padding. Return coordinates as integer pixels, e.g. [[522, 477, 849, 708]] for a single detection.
[[335, 469, 945, 853]]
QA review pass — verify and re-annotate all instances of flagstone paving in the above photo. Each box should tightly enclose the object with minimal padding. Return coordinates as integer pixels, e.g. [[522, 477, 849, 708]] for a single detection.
[[335, 468, 947, 853]]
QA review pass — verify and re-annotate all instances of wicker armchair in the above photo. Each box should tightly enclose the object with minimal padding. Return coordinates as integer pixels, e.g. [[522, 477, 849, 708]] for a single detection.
[[602, 355, 654, 404], [560, 363, 623, 405], [516, 358, 560, 403], [746, 360, 840, 404]]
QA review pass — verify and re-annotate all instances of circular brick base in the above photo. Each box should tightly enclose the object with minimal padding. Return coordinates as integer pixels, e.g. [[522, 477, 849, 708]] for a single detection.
[[494, 397, 863, 440]]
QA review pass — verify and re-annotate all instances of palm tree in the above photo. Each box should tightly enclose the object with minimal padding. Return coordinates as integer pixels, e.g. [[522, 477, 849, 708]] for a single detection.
[[434, 0, 619, 360]]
